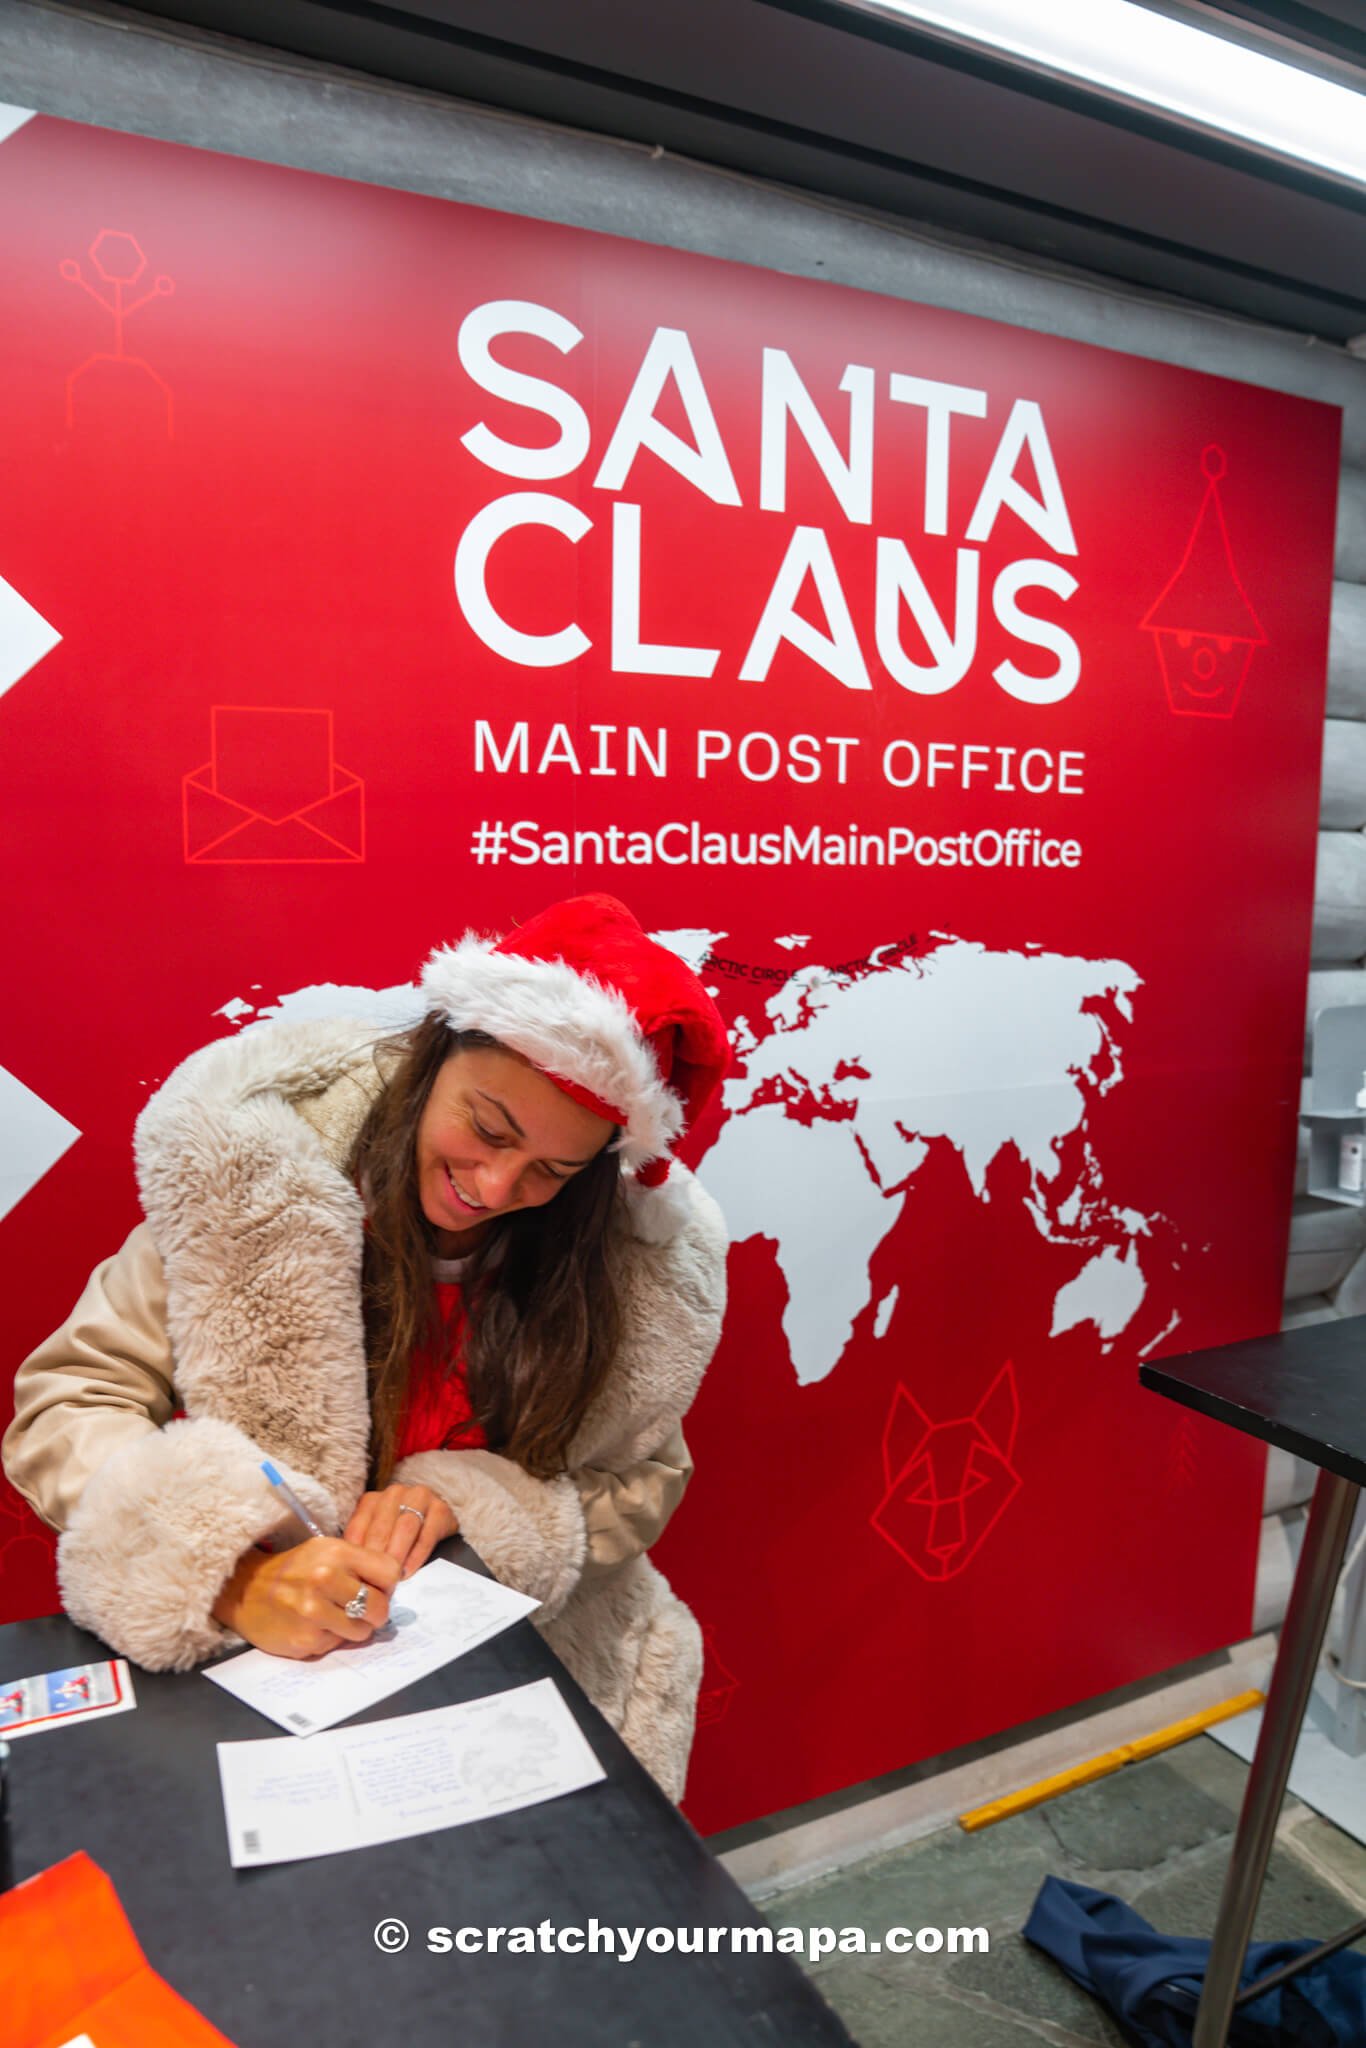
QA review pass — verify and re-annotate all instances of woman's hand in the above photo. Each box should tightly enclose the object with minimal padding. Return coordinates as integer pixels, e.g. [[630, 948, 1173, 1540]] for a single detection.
[[344, 1484, 459, 1579], [211, 1537, 400, 1659]]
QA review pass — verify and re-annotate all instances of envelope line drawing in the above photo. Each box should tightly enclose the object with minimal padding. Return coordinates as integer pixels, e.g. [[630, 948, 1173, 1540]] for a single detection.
[[182, 761, 366, 864]]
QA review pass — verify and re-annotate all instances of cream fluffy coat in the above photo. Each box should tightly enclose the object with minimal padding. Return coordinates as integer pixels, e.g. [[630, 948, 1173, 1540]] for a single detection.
[[7, 1019, 727, 1801]]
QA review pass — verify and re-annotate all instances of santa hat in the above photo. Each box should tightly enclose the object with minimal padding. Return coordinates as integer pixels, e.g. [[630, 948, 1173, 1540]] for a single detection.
[[420, 894, 730, 1240]]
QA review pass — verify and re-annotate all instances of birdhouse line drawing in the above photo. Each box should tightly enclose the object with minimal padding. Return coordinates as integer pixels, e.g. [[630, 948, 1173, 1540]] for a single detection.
[[61, 229, 176, 438], [1141, 445, 1267, 720]]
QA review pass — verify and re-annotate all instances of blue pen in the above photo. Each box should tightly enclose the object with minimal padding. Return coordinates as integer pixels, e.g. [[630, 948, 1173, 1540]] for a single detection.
[[260, 1459, 334, 1540]]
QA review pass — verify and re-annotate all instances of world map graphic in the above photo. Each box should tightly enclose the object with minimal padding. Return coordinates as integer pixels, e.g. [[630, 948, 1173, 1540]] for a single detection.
[[217, 925, 1181, 1389]]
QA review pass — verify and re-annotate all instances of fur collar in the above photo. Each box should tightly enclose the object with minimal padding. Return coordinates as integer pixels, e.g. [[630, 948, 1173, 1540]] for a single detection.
[[132, 1019, 726, 1503]]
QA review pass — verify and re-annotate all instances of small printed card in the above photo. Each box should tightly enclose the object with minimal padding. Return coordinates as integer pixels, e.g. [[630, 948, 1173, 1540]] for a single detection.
[[217, 1676, 605, 1866], [204, 1557, 539, 1735], [0, 1659, 136, 1738]]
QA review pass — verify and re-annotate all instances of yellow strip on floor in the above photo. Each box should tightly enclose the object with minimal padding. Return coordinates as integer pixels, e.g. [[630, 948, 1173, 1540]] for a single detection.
[[958, 1690, 1266, 1833]]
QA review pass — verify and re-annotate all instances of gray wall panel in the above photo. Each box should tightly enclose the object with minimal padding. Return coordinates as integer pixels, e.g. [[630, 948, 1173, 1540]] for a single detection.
[[1320, 719, 1366, 829], [1309, 971, 1366, 1067], [1327, 585, 1366, 720], [1313, 832, 1366, 962], [1288, 1195, 1366, 1258], [1338, 469, 1366, 586]]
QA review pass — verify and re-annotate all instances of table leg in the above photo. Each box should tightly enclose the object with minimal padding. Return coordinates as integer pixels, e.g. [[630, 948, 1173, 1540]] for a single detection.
[[1192, 1468, 1360, 2048]]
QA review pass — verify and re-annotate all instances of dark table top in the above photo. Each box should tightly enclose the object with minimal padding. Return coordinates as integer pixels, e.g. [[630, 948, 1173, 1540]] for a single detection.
[[1139, 1314, 1366, 1487], [1, 1544, 853, 2048]]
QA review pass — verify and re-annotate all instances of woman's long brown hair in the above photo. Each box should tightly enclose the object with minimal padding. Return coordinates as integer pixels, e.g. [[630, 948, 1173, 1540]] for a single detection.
[[352, 1017, 623, 1486]]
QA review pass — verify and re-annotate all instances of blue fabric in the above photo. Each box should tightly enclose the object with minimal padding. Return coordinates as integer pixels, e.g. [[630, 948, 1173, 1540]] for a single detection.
[[1023, 1876, 1366, 2046]]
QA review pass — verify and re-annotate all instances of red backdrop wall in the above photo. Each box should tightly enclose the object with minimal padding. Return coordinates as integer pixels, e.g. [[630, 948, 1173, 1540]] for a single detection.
[[0, 109, 1339, 1832]]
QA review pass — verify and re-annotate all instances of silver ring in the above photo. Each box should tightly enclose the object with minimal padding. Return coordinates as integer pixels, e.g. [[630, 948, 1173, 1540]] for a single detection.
[[344, 1586, 369, 1621], [397, 1504, 426, 1525]]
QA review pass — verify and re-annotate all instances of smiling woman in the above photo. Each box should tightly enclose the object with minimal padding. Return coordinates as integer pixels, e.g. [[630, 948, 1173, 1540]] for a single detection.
[[357, 1025, 626, 1500], [2, 895, 732, 1800], [419, 1043, 614, 1242]]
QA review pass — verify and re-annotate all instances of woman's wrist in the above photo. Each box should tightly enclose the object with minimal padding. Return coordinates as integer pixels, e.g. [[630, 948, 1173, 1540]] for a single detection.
[[210, 1543, 269, 1630]]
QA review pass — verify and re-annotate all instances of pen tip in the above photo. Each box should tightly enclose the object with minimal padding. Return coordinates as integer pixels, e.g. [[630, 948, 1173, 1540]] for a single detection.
[[261, 1460, 282, 1484]]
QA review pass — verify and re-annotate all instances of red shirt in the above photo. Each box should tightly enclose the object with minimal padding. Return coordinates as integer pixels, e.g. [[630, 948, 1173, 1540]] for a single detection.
[[393, 1279, 488, 1463]]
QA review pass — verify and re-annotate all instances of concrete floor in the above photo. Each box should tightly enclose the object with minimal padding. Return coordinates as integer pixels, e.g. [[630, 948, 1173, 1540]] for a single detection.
[[761, 1736, 1366, 2045]]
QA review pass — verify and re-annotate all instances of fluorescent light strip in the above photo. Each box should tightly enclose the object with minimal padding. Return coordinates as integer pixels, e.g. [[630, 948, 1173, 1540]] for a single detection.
[[836, 0, 1366, 188]]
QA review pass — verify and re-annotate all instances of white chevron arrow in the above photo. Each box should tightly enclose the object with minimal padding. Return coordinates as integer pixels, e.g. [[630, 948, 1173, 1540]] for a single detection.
[[0, 574, 60, 702], [0, 105, 35, 147], [0, 1065, 80, 1224]]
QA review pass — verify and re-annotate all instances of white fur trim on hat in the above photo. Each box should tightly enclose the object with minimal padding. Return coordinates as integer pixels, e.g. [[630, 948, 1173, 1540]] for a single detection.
[[421, 937, 684, 1172], [622, 1167, 699, 1244]]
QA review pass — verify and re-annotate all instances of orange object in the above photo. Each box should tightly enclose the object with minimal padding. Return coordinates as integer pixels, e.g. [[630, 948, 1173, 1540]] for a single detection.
[[0, 1850, 238, 2048]]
